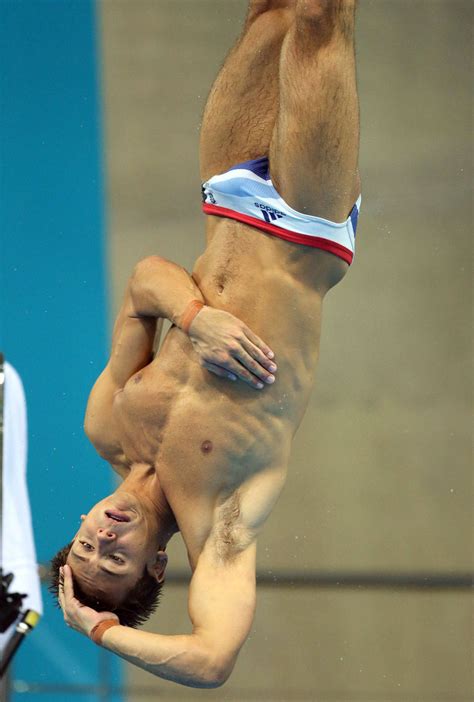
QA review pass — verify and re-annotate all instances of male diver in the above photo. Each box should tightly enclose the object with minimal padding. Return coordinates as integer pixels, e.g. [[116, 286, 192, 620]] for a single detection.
[[56, 0, 361, 688]]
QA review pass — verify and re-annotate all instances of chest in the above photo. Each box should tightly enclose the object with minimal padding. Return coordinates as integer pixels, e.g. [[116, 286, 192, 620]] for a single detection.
[[111, 361, 177, 465], [112, 353, 289, 489]]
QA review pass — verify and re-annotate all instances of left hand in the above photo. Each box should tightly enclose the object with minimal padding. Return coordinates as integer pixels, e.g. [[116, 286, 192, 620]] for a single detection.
[[188, 306, 277, 390], [58, 565, 119, 637]]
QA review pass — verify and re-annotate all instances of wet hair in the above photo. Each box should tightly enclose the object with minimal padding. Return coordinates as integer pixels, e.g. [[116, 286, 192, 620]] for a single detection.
[[49, 542, 164, 628]]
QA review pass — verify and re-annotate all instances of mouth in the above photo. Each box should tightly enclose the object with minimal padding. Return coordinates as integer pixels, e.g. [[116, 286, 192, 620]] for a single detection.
[[105, 510, 131, 523]]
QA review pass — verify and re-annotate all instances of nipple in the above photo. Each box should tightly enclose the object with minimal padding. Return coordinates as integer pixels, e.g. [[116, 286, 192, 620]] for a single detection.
[[201, 440, 213, 454]]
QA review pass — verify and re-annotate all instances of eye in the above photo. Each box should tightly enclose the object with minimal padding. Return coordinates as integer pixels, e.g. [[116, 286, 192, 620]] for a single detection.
[[109, 554, 125, 564], [79, 541, 93, 551]]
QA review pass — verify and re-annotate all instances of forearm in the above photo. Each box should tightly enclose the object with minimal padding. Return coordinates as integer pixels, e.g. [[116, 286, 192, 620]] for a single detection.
[[100, 626, 225, 689], [129, 255, 204, 327]]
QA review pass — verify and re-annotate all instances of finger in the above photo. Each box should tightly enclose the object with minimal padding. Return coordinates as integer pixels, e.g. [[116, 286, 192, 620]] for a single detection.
[[223, 358, 266, 390], [232, 347, 276, 385], [58, 569, 66, 609], [202, 361, 237, 382], [58, 567, 72, 626], [62, 564, 77, 602], [204, 358, 262, 389], [242, 327, 275, 359], [241, 338, 278, 375]]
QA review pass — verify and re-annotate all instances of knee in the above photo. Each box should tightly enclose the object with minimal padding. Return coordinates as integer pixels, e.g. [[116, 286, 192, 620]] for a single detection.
[[295, 0, 356, 42], [246, 0, 296, 24], [248, 0, 297, 13], [245, 2, 295, 40]]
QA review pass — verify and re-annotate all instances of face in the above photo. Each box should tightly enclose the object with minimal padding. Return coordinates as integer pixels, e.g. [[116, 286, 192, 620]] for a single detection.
[[66, 493, 167, 607]]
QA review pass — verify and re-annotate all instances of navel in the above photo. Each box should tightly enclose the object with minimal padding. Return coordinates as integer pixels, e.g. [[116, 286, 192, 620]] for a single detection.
[[201, 439, 213, 454]]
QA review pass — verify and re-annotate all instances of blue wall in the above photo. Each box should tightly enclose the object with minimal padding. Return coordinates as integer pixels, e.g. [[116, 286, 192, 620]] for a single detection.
[[0, 1, 122, 699]]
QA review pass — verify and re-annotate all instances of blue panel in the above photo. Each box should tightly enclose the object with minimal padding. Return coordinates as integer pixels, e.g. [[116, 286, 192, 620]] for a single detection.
[[0, 1, 123, 699]]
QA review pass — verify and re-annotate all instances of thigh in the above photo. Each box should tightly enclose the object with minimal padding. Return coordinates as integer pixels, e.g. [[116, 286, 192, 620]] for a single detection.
[[270, 2, 361, 222], [200, 7, 293, 181]]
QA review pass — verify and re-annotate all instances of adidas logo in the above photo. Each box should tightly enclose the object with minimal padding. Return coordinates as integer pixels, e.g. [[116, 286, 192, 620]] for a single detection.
[[261, 210, 284, 223], [254, 202, 285, 224]]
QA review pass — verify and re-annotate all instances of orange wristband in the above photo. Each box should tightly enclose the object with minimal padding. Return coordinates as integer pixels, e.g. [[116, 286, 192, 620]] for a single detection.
[[180, 300, 205, 334], [90, 619, 120, 645]]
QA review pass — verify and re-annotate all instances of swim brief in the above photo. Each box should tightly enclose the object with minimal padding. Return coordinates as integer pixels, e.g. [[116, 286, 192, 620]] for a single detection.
[[202, 157, 361, 265]]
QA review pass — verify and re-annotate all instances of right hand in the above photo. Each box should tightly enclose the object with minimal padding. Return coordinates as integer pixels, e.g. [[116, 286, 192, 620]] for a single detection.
[[58, 565, 119, 638], [188, 306, 277, 390]]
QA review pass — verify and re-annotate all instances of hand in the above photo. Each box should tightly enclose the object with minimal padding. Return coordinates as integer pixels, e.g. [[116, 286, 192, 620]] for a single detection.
[[188, 307, 277, 390], [58, 565, 119, 637]]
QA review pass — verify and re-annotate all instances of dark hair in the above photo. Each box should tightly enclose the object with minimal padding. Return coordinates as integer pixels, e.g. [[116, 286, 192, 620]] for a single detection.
[[49, 542, 164, 628]]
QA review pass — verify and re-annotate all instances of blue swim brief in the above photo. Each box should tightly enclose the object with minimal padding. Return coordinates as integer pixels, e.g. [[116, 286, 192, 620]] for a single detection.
[[202, 157, 361, 265]]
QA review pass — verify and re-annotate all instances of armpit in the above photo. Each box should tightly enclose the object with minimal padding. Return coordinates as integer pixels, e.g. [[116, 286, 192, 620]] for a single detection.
[[210, 493, 255, 563]]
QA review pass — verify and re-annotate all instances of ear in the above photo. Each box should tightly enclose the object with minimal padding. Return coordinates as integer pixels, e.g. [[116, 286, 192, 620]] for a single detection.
[[147, 550, 168, 584]]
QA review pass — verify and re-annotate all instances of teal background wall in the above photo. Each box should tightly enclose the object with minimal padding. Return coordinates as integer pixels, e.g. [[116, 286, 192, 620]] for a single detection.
[[0, 1, 122, 699]]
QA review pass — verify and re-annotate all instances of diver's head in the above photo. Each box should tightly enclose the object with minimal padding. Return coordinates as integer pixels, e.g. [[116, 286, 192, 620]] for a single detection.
[[50, 491, 172, 627], [68, 494, 168, 598]]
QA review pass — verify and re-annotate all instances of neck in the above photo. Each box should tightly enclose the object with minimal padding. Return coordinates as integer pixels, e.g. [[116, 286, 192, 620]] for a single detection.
[[114, 463, 179, 546]]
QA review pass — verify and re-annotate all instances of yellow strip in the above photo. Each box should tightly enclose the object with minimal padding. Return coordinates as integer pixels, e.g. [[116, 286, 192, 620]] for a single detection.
[[24, 610, 41, 629]]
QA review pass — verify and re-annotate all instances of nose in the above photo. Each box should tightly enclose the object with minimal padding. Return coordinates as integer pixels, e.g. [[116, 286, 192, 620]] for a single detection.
[[97, 528, 116, 541]]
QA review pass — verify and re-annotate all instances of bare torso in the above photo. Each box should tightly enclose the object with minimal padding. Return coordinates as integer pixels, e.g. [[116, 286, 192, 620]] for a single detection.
[[96, 216, 348, 567]]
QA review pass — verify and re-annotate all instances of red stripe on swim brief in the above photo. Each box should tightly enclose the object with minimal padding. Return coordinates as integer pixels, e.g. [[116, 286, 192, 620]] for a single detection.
[[202, 203, 353, 265]]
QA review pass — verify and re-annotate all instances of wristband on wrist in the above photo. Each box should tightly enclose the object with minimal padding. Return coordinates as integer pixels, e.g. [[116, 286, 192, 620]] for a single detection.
[[180, 300, 205, 334], [90, 619, 120, 645]]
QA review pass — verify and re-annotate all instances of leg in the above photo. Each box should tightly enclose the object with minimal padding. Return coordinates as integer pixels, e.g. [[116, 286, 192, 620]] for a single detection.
[[200, 0, 296, 181], [270, 0, 361, 221]]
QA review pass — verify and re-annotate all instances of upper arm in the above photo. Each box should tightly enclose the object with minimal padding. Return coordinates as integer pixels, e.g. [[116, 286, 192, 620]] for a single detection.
[[184, 467, 289, 679], [84, 280, 158, 463], [97, 542, 256, 688], [83, 367, 127, 473], [187, 540, 257, 681], [84, 254, 204, 466]]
